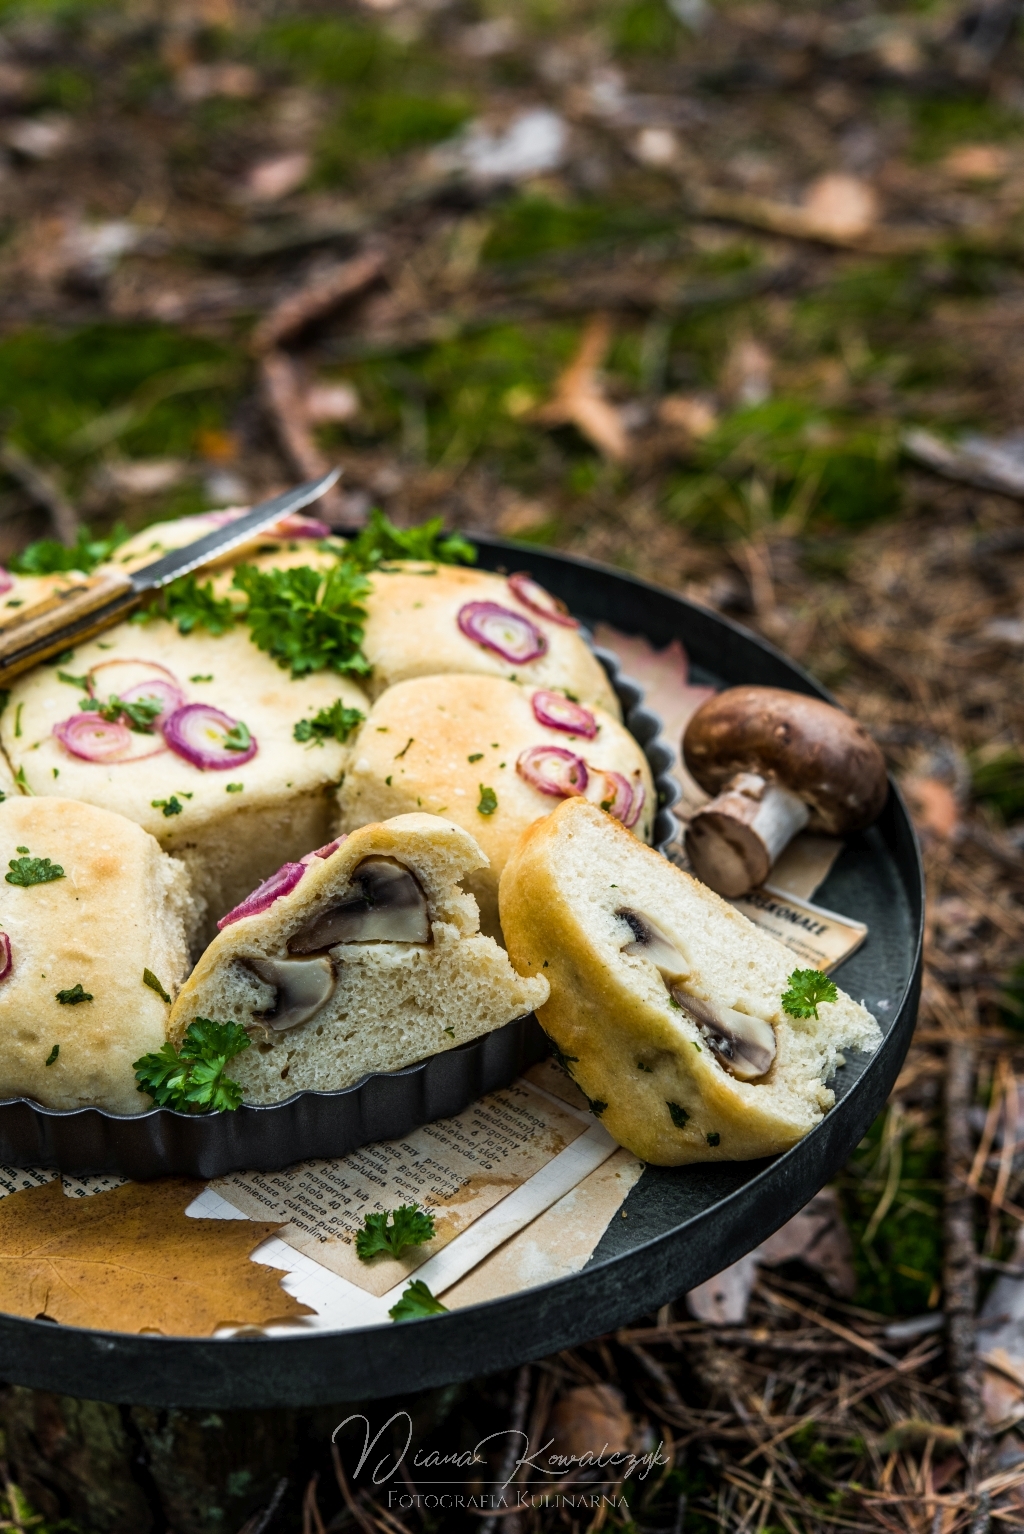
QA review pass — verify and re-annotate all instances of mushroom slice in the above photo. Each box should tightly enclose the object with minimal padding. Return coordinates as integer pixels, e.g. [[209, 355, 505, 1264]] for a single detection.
[[245, 956, 335, 1032], [669, 986, 776, 1081], [288, 858, 430, 953], [616, 908, 690, 981]]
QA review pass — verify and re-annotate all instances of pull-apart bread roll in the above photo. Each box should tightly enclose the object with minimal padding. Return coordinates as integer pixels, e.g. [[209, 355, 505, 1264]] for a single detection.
[[1, 617, 368, 944], [337, 674, 654, 938], [168, 814, 548, 1104], [0, 798, 196, 1114], [499, 798, 881, 1165], [361, 563, 619, 715]]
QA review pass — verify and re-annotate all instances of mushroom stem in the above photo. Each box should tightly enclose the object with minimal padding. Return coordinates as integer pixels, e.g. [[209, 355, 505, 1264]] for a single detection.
[[685, 772, 810, 897]]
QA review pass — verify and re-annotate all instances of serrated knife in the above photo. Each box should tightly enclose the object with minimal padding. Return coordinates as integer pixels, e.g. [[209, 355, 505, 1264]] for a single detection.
[[0, 468, 341, 686]]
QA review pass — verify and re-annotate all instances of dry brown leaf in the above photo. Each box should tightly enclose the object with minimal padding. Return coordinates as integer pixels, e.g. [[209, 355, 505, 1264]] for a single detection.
[[535, 315, 630, 462], [942, 144, 1008, 183], [901, 775, 960, 839], [547, 1383, 633, 1458], [0, 1178, 310, 1336], [801, 173, 879, 240]]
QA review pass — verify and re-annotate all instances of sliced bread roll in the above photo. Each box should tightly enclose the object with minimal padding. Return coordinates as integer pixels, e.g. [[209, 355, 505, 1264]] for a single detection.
[[0, 798, 197, 1114], [1, 616, 369, 945], [168, 813, 549, 1103], [499, 797, 881, 1165], [337, 674, 654, 938], [361, 563, 620, 714]]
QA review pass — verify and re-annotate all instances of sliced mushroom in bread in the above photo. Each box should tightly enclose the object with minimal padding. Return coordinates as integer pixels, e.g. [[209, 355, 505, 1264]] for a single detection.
[[498, 797, 881, 1165], [167, 813, 549, 1103]]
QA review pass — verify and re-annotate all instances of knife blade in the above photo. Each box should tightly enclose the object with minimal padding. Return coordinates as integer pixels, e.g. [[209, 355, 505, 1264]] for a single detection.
[[0, 468, 341, 686]]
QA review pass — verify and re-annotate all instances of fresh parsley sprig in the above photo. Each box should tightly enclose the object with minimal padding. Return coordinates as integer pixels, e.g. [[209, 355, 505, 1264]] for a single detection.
[[10, 523, 129, 576], [356, 1205, 436, 1261], [345, 508, 476, 572], [6, 854, 64, 886], [388, 1279, 448, 1322], [781, 968, 839, 1021], [232, 561, 371, 679], [140, 574, 238, 637], [133, 1017, 251, 1113], [294, 701, 365, 746]]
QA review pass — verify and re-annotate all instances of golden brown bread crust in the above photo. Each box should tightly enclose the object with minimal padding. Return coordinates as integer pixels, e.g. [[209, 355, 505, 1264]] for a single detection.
[[683, 686, 888, 834]]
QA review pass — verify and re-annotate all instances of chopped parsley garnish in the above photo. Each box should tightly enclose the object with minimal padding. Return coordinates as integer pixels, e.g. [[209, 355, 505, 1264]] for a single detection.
[[781, 968, 838, 1021], [0, 691, 8, 718], [154, 574, 237, 637], [16, 847, 27, 854], [549, 1042, 578, 1074], [224, 721, 251, 752], [143, 969, 171, 1004], [345, 507, 476, 572], [667, 1101, 689, 1129], [226, 782, 244, 793], [10, 523, 128, 575], [477, 785, 498, 816], [706, 1131, 720, 1146], [14, 768, 31, 794], [84, 694, 162, 734], [293, 701, 365, 746], [152, 796, 183, 817], [133, 1017, 251, 1113], [389, 1279, 448, 1322], [56, 984, 92, 1005], [45, 1045, 59, 1067], [395, 737, 414, 760], [232, 561, 371, 679], [190, 674, 213, 683], [584, 1095, 607, 1117], [6, 855, 63, 886], [468, 752, 483, 763], [13, 704, 22, 738], [57, 670, 91, 691], [356, 1205, 436, 1261]]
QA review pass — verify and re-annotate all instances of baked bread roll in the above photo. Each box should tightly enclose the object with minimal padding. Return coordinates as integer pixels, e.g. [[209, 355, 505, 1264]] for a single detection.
[[0, 798, 196, 1114], [499, 798, 881, 1165], [168, 813, 548, 1103], [361, 564, 619, 714], [337, 674, 654, 938], [1, 617, 368, 945]]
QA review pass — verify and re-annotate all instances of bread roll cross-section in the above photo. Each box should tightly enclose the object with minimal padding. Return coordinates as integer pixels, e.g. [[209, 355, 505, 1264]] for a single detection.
[[498, 798, 881, 1165], [168, 813, 549, 1103], [0, 798, 197, 1114]]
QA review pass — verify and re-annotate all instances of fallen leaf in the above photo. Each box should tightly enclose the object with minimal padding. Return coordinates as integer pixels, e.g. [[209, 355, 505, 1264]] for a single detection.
[[901, 775, 960, 839], [246, 152, 311, 202], [634, 127, 679, 167], [801, 173, 879, 240], [305, 382, 360, 423], [942, 144, 1008, 182], [547, 1383, 633, 1459], [535, 315, 631, 462], [657, 394, 718, 438], [687, 1251, 760, 1324], [0, 1178, 309, 1336]]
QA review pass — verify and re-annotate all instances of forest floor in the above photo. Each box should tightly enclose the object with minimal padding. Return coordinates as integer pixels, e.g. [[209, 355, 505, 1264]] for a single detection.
[[2, 0, 1024, 1529]]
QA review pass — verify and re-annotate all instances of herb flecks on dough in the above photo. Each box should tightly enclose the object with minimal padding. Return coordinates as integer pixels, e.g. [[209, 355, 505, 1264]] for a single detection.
[[356, 1205, 436, 1262], [152, 796, 183, 817], [667, 1101, 689, 1129], [133, 1017, 251, 1113], [389, 1279, 448, 1322], [45, 1045, 59, 1067], [232, 561, 371, 679], [781, 968, 838, 1021], [56, 984, 92, 1005], [143, 969, 171, 1004], [477, 785, 498, 816], [294, 701, 365, 746], [84, 695, 162, 734], [6, 855, 64, 886]]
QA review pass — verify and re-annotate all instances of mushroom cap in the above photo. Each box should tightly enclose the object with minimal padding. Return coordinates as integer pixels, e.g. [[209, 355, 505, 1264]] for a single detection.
[[682, 685, 888, 835]]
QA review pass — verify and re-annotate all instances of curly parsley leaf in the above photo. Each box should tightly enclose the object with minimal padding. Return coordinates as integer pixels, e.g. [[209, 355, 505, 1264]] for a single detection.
[[133, 1017, 251, 1113], [10, 523, 129, 576], [149, 574, 238, 637], [56, 983, 92, 1005], [345, 508, 476, 572], [781, 968, 839, 1021], [294, 701, 365, 746], [356, 1205, 436, 1262], [232, 561, 371, 679], [6, 855, 64, 886], [388, 1279, 448, 1322]]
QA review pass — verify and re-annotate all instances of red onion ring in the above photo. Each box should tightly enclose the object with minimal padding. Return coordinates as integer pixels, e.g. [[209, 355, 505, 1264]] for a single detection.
[[457, 602, 547, 664], [274, 514, 331, 539], [532, 690, 598, 738], [118, 677, 187, 720], [508, 573, 577, 628], [54, 712, 134, 762], [516, 745, 588, 798], [218, 862, 306, 929], [625, 779, 645, 829], [587, 770, 636, 825], [163, 704, 258, 770], [0, 933, 12, 982], [301, 837, 345, 865], [0, 568, 14, 597]]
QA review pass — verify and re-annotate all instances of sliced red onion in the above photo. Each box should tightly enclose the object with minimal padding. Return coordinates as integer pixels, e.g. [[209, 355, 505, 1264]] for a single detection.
[[300, 837, 345, 865], [218, 862, 306, 929], [625, 779, 645, 829], [0, 933, 12, 982], [532, 690, 598, 738], [516, 745, 588, 798], [458, 602, 547, 664], [54, 712, 134, 762], [508, 573, 577, 628], [118, 677, 187, 720], [274, 514, 331, 539], [588, 770, 635, 825], [164, 704, 258, 770], [0, 568, 14, 597]]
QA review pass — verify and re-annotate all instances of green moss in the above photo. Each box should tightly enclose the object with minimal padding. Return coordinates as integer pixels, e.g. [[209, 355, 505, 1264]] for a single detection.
[[971, 748, 1024, 824], [612, 0, 682, 56], [482, 194, 676, 266], [319, 90, 472, 176], [910, 93, 1024, 161], [257, 15, 406, 89]]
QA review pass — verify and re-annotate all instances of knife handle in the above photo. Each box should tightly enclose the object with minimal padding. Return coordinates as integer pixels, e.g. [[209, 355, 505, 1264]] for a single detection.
[[0, 569, 138, 686]]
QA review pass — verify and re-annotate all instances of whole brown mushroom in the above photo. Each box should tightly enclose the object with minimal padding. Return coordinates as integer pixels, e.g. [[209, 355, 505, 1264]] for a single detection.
[[682, 686, 888, 898]]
